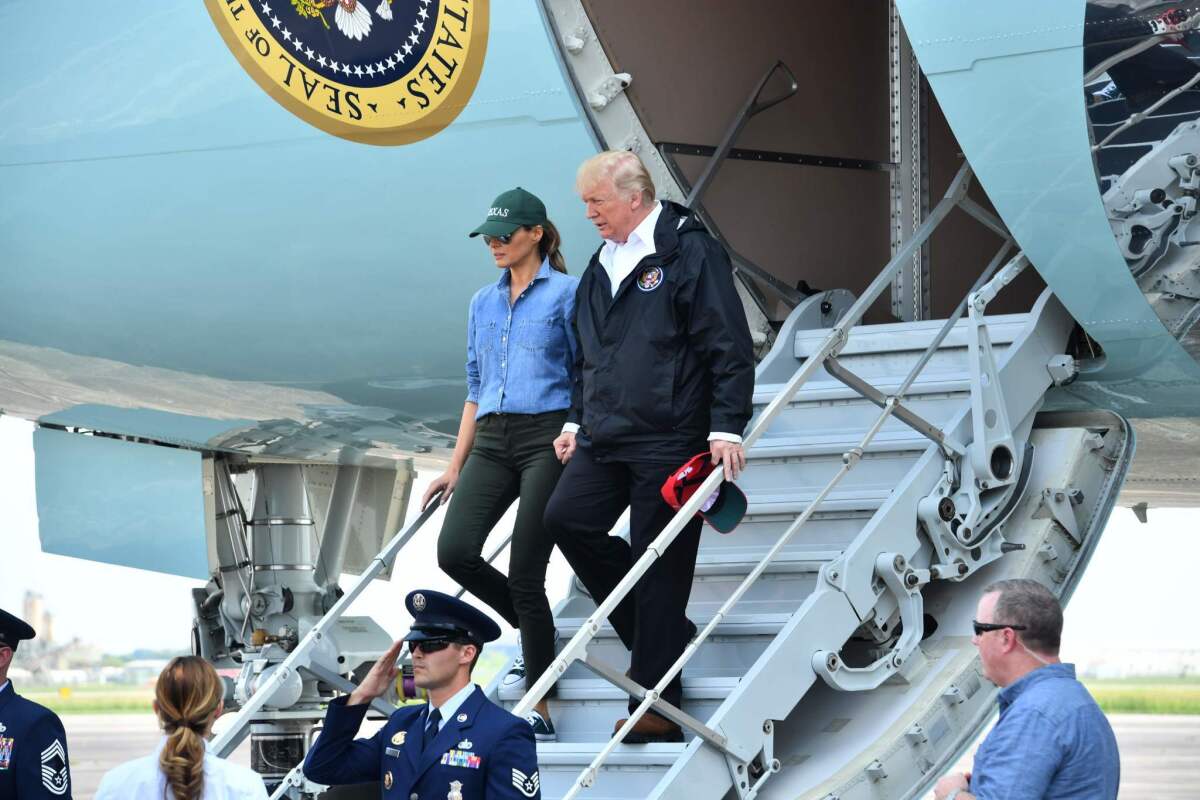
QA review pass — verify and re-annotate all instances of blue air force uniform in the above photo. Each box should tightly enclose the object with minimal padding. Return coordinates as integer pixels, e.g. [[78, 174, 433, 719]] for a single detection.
[[0, 609, 72, 799], [303, 590, 541, 800]]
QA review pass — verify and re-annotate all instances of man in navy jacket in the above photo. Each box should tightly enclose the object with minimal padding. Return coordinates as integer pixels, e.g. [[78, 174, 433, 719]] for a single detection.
[[303, 590, 540, 799], [544, 150, 755, 743], [0, 608, 72, 799]]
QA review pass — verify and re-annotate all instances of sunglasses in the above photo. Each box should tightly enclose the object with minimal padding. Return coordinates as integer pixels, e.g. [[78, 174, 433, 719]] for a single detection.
[[409, 638, 471, 655], [482, 233, 515, 246], [972, 620, 1027, 636]]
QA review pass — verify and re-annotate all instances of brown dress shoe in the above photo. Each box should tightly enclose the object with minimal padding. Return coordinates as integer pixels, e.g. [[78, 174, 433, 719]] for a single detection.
[[612, 714, 684, 744]]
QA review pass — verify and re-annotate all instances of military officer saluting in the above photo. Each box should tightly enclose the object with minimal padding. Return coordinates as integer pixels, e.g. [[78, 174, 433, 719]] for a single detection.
[[0, 608, 72, 798], [303, 590, 542, 799]]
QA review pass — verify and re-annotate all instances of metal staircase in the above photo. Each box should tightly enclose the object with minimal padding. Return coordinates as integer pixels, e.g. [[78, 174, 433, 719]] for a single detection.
[[492, 166, 1133, 800], [493, 288, 1065, 797], [221, 163, 1132, 800]]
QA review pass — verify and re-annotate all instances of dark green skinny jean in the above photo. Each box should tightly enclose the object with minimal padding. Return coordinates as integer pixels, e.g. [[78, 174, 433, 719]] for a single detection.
[[436, 410, 566, 696]]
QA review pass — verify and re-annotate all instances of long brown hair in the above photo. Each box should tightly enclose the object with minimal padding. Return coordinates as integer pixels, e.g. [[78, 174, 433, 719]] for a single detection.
[[156, 656, 222, 800], [537, 219, 567, 274]]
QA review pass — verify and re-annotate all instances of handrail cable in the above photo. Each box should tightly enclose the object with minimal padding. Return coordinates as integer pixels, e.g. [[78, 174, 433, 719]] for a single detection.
[[1094, 69, 1200, 149]]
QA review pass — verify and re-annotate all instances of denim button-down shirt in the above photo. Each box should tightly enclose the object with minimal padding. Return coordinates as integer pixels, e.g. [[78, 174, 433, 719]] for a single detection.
[[972, 663, 1119, 800], [466, 258, 579, 418]]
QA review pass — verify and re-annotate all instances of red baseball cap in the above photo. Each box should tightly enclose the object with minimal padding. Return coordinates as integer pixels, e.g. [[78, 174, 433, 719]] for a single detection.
[[660, 452, 748, 534]]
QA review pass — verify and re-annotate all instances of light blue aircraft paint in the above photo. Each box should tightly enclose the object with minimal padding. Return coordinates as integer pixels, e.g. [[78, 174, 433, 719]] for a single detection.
[[8, 1, 1200, 578], [2, 0, 600, 447], [896, 0, 1200, 417], [34, 428, 210, 579]]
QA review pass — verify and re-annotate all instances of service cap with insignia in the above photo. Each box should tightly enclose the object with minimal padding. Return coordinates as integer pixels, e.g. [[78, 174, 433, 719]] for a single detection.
[[0, 608, 36, 651], [402, 590, 501, 645]]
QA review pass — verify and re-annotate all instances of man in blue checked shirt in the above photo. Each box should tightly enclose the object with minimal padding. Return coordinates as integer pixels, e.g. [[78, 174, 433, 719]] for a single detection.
[[303, 590, 541, 800], [934, 579, 1120, 800]]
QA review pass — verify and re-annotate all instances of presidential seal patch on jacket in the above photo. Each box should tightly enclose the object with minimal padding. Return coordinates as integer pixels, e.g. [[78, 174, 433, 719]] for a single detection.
[[205, 0, 489, 145]]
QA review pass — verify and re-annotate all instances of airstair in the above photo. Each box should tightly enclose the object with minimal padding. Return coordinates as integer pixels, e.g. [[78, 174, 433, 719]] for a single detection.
[[219, 163, 1132, 800], [487, 167, 1133, 800]]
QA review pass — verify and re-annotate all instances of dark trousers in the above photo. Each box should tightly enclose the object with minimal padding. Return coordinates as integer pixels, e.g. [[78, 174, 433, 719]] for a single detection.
[[543, 443, 702, 716], [437, 410, 566, 696]]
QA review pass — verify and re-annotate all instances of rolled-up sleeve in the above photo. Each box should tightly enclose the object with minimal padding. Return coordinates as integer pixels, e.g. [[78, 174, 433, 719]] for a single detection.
[[466, 298, 481, 404]]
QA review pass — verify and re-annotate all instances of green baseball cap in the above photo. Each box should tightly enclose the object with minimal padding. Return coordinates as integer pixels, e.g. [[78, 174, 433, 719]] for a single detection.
[[469, 187, 548, 238]]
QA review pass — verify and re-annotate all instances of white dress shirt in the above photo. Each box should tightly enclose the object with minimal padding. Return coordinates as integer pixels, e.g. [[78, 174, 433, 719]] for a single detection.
[[563, 202, 741, 443], [94, 736, 267, 799], [599, 200, 664, 293], [424, 681, 477, 735]]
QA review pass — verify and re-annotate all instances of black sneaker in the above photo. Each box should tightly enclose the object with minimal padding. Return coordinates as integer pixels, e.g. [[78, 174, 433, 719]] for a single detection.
[[503, 630, 561, 690], [525, 709, 557, 742], [502, 655, 526, 689]]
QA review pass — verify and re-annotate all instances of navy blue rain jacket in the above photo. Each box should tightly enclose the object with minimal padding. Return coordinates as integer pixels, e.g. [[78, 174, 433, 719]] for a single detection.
[[568, 201, 755, 462]]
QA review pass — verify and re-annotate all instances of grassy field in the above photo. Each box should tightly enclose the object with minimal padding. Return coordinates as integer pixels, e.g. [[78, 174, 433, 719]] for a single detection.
[[27, 673, 1199, 715], [1083, 677, 1200, 715], [24, 684, 156, 715]]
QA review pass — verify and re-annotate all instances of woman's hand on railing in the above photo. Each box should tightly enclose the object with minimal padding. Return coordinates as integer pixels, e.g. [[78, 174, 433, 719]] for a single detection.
[[421, 469, 459, 511]]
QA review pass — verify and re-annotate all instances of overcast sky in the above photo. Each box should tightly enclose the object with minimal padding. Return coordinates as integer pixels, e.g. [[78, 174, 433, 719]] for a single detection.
[[0, 415, 1194, 656]]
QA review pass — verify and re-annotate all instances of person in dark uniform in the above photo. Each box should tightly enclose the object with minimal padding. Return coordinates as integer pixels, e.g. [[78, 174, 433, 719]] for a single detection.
[[303, 590, 541, 800], [543, 149, 756, 743], [0, 608, 72, 799]]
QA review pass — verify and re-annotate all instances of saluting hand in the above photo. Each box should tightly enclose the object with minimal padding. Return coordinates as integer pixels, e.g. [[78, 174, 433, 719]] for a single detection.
[[710, 440, 746, 481], [553, 431, 577, 464], [348, 639, 404, 706]]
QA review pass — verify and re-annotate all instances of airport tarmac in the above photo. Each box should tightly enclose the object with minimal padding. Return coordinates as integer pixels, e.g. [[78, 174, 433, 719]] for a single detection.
[[63, 713, 1200, 799]]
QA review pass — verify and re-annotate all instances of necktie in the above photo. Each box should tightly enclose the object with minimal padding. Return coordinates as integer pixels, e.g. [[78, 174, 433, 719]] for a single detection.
[[423, 708, 442, 752]]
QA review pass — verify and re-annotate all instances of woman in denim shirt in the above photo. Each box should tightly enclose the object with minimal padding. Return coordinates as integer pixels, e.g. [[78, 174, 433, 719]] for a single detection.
[[421, 187, 578, 741]]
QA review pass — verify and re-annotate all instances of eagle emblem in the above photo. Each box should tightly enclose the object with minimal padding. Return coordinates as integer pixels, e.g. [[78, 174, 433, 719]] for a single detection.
[[204, 0, 489, 144], [637, 266, 664, 292]]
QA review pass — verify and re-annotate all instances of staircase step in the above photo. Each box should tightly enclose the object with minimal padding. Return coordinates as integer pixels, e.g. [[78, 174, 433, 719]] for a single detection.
[[792, 314, 1027, 357], [752, 373, 969, 406], [699, 509, 868, 555], [743, 488, 889, 515], [500, 678, 736, 744], [500, 675, 739, 704], [536, 744, 679, 800], [747, 428, 930, 459], [693, 548, 838, 576]]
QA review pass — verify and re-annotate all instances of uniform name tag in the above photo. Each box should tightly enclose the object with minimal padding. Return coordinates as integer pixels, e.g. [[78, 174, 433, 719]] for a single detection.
[[385, 746, 402, 758], [440, 749, 481, 769]]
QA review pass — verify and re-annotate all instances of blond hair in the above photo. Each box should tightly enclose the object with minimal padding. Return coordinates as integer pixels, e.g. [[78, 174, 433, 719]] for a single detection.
[[156, 656, 223, 800], [576, 150, 656, 205]]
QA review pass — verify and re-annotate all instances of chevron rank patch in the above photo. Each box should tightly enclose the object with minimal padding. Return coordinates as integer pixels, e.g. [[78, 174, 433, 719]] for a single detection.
[[512, 767, 539, 798], [40, 738, 69, 795]]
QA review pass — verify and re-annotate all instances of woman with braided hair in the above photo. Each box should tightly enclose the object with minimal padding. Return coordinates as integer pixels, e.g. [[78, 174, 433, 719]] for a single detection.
[[95, 656, 266, 799]]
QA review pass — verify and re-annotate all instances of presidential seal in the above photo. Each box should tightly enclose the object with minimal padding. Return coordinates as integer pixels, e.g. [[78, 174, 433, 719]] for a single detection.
[[637, 266, 664, 292], [204, 0, 489, 145]]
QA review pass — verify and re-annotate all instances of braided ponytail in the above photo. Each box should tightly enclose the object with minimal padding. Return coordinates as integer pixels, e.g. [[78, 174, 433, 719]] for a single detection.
[[156, 656, 223, 800]]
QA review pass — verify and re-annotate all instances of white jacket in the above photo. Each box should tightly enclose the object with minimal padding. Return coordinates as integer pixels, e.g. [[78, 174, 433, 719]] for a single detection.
[[95, 738, 267, 800]]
